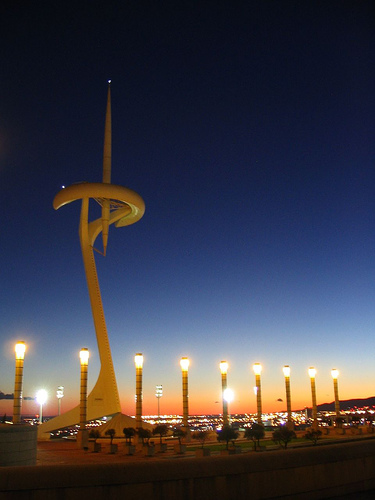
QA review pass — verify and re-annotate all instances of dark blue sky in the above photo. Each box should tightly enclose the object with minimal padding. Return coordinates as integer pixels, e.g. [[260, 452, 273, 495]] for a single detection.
[[1, 1, 374, 416]]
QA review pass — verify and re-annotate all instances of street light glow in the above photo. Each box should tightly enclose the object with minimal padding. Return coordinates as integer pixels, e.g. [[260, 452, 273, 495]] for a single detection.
[[180, 357, 189, 371], [36, 389, 47, 405], [15, 341, 26, 360], [134, 353, 143, 368], [283, 365, 290, 378], [79, 348, 89, 366], [331, 368, 339, 379], [308, 367, 316, 378], [253, 362, 262, 375], [220, 361, 228, 375], [223, 387, 234, 404]]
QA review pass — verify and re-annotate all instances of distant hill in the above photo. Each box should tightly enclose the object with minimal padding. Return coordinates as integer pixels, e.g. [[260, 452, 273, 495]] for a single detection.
[[317, 396, 375, 412]]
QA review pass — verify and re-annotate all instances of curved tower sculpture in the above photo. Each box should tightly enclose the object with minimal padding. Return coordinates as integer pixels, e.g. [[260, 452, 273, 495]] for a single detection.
[[38, 83, 145, 438]]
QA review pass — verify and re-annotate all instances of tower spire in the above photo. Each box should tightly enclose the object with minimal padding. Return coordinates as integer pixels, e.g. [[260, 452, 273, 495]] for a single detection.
[[101, 80, 112, 254]]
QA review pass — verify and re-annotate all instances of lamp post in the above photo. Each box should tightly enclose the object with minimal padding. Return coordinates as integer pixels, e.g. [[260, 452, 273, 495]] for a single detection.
[[13, 341, 26, 424], [56, 386, 64, 416], [36, 389, 47, 424], [223, 388, 234, 425], [78, 348, 89, 448], [253, 363, 262, 424], [180, 357, 189, 429], [283, 365, 293, 429], [155, 385, 163, 421], [331, 369, 340, 424], [135, 353, 143, 429], [220, 361, 229, 426], [308, 367, 318, 430]]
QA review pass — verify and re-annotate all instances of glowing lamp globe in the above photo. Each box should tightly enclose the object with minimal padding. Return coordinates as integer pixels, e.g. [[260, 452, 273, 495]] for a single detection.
[[15, 341, 26, 360], [308, 367, 316, 379], [134, 353, 143, 369], [180, 357, 190, 371], [331, 368, 339, 379], [283, 365, 290, 378], [253, 363, 262, 376], [79, 348, 89, 366], [220, 361, 228, 375]]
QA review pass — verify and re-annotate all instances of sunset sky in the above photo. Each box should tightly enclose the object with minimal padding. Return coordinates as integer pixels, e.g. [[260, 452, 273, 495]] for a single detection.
[[1, 1, 374, 419]]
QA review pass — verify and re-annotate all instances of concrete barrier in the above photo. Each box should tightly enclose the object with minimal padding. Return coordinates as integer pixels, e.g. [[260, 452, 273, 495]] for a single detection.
[[0, 424, 37, 467], [1, 439, 375, 499]]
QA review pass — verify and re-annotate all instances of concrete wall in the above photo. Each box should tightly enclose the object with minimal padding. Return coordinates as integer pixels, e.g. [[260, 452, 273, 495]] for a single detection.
[[0, 424, 37, 467], [1, 439, 375, 499]]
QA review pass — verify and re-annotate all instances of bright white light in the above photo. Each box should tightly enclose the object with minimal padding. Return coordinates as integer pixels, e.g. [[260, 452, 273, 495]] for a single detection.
[[223, 388, 234, 403], [308, 367, 316, 379], [220, 361, 228, 374], [134, 353, 143, 368], [61, 185, 65, 189], [36, 389, 47, 405], [253, 363, 262, 375], [108, 79, 112, 84]]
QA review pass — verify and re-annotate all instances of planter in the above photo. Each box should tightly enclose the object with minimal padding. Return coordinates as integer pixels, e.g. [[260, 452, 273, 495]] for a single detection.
[[125, 444, 136, 455], [195, 448, 210, 457], [155, 443, 167, 453], [0, 424, 37, 466], [174, 443, 187, 454], [88, 441, 101, 453], [109, 443, 118, 454], [143, 445, 155, 456]]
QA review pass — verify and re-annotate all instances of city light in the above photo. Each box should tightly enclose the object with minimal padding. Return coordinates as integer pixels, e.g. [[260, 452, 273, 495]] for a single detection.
[[15, 341, 26, 360], [134, 353, 143, 369], [180, 357, 190, 372], [220, 361, 228, 375], [36, 389, 47, 424], [79, 348, 89, 366]]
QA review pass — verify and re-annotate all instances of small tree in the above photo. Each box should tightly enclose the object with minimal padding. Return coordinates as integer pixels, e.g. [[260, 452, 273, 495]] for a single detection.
[[192, 429, 210, 448], [89, 429, 101, 442], [304, 429, 322, 445], [123, 427, 136, 445], [152, 424, 169, 444], [272, 426, 296, 449], [217, 425, 239, 450], [244, 422, 265, 451], [137, 427, 152, 446], [105, 428, 116, 445], [173, 427, 186, 445]]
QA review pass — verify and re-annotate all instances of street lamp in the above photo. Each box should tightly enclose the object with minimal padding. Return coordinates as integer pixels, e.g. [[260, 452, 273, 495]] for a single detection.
[[13, 341, 26, 424], [283, 365, 293, 428], [155, 385, 163, 421], [253, 363, 262, 424], [56, 386, 64, 416], [308, 367, 318, 430], [223, 387, 234, 425], [135, 353, 143, 429], [180, 357, 189, 429], [36, 389, 47, 424], [331, 368, 341, 423], [220, 361, 229, 426], [78, 348, 89, 448]]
